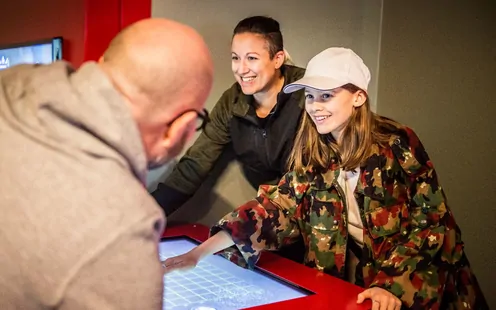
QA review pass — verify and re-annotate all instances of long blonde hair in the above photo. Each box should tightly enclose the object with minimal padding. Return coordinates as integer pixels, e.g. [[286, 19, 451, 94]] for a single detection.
[[287, 84, 402, 173]]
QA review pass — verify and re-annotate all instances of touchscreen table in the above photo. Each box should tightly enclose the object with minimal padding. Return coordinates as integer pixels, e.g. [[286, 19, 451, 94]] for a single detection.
[[160, 237, 310, 310]]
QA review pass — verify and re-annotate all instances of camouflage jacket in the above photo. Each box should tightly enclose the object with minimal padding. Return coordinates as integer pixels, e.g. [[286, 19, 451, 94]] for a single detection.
[[211, 126, 487, 309]]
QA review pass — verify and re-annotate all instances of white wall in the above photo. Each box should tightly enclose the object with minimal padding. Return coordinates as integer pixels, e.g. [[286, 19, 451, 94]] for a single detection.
[[149, 0, 383, 225]]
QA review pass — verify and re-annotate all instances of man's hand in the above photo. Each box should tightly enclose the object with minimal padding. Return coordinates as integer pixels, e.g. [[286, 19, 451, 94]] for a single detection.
[[357, 287, 402, 310], [162, 250, 199, 275]]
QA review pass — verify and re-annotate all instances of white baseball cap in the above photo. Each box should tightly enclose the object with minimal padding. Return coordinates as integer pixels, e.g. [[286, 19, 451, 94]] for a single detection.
[[283, 47, 371, 94]]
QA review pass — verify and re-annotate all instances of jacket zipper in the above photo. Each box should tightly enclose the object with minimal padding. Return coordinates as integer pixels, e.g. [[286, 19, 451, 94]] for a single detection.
[[261, 128, 270, 168], [239, 114, 271, 169], [261, 111, 275, 169]]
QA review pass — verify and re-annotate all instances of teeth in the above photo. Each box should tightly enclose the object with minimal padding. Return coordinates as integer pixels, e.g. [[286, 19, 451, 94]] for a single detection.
[[315, 116, 330, 121], [242, 77, 256, 82]]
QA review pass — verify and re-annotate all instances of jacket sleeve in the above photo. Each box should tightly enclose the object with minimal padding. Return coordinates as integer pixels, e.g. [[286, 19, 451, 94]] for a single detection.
[[210, 171, 308, 269], [370, 127, 457, 308], [151, 89, 233, 216]]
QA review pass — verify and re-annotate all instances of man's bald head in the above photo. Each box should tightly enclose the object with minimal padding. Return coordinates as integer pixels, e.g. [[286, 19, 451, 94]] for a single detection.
[[99, 18, 214, 167], [101, 18, 213, 124]]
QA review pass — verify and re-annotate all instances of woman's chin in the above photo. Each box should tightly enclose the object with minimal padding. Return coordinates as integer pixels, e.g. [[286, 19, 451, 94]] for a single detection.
[[315, 125, 331, 135], [239, 82, 259, 95]]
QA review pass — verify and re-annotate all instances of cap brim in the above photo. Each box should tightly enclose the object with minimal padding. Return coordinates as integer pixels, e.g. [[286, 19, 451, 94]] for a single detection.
[[283, 76, 346, 94]]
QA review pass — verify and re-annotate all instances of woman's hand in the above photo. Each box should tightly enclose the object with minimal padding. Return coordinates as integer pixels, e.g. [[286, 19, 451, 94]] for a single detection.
[[162, 250, 200, 275], [357, 287, 402, 310]]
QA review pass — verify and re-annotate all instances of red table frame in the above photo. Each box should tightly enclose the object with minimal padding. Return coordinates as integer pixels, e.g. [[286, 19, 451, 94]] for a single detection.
[[163, 223, 372, 310]]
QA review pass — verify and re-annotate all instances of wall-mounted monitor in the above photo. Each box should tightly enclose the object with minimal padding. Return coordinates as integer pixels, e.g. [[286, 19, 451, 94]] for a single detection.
[[0, 37, 63, 71]]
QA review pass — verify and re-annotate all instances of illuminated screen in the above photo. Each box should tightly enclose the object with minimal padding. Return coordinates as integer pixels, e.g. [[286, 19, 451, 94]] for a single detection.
[[0, 37, 62, 70], [160, 237, 311, 310]]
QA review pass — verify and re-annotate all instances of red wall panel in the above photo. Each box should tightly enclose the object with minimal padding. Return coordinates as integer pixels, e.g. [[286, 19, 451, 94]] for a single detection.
[[84, 0, 121, 63], [0, 0, 151, 67], [84, 0, 151, 62], [120, 0, 152, 29], [0, 0, 86, 67]]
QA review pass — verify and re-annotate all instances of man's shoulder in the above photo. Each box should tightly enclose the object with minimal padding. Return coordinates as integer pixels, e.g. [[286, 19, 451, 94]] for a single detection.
[[0, 156, 163, 306], [0, 61, 74, 82]]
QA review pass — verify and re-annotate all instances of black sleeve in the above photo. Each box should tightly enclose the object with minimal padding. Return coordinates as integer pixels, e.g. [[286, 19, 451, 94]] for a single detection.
[[151, 183, 193, 216], [151, 88, 234, 216]]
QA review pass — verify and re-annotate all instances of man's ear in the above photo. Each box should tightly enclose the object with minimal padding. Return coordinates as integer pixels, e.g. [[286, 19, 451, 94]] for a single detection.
[[159, 113, 196, 153], [352, 90, 367, 108], [98, 55, 104, 64]]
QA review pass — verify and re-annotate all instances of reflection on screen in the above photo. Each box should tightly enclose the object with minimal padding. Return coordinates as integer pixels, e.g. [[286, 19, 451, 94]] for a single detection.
[[160, 238, 310, 310], [0, 44, 51, 70], [0, 38, 62, 71]]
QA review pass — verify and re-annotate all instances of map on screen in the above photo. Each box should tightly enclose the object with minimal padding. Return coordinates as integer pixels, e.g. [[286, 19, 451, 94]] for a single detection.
[[160, 237, 310, 310]]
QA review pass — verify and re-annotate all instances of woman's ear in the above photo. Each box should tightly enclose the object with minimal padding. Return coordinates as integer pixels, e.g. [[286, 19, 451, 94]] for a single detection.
[[353, 90, 367, 107], [274, 50, 285, 69]]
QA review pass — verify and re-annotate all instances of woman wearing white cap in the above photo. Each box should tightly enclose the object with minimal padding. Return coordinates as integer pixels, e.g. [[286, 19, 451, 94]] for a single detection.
[[163, 48, 487, 309]]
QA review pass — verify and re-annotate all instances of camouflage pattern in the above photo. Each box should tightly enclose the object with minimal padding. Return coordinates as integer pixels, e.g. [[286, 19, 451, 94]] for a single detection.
[[210, 126, 488, 309]]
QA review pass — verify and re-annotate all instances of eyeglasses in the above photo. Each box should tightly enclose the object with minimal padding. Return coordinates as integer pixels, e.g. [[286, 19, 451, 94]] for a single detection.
[[167, 108, 210, 132]]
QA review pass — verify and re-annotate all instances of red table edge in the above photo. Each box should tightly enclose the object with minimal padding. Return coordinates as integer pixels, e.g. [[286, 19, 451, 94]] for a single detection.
[[162, 223, 372, 310]]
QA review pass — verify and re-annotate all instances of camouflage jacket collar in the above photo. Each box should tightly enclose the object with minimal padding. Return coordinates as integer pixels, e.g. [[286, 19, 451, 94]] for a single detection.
[[304, 133, 405, 208]]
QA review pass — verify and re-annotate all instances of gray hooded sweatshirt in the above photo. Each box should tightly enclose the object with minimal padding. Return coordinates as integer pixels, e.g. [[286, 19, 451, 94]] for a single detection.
[[0, 61, 166, 309]]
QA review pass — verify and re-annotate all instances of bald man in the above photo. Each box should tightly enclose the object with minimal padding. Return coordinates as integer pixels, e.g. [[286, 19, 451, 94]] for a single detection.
[[0, 18, 213, 310]]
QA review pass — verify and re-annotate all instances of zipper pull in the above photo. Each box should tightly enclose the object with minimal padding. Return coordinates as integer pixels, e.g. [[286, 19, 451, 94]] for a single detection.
[[262, 130, 267, 138]]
